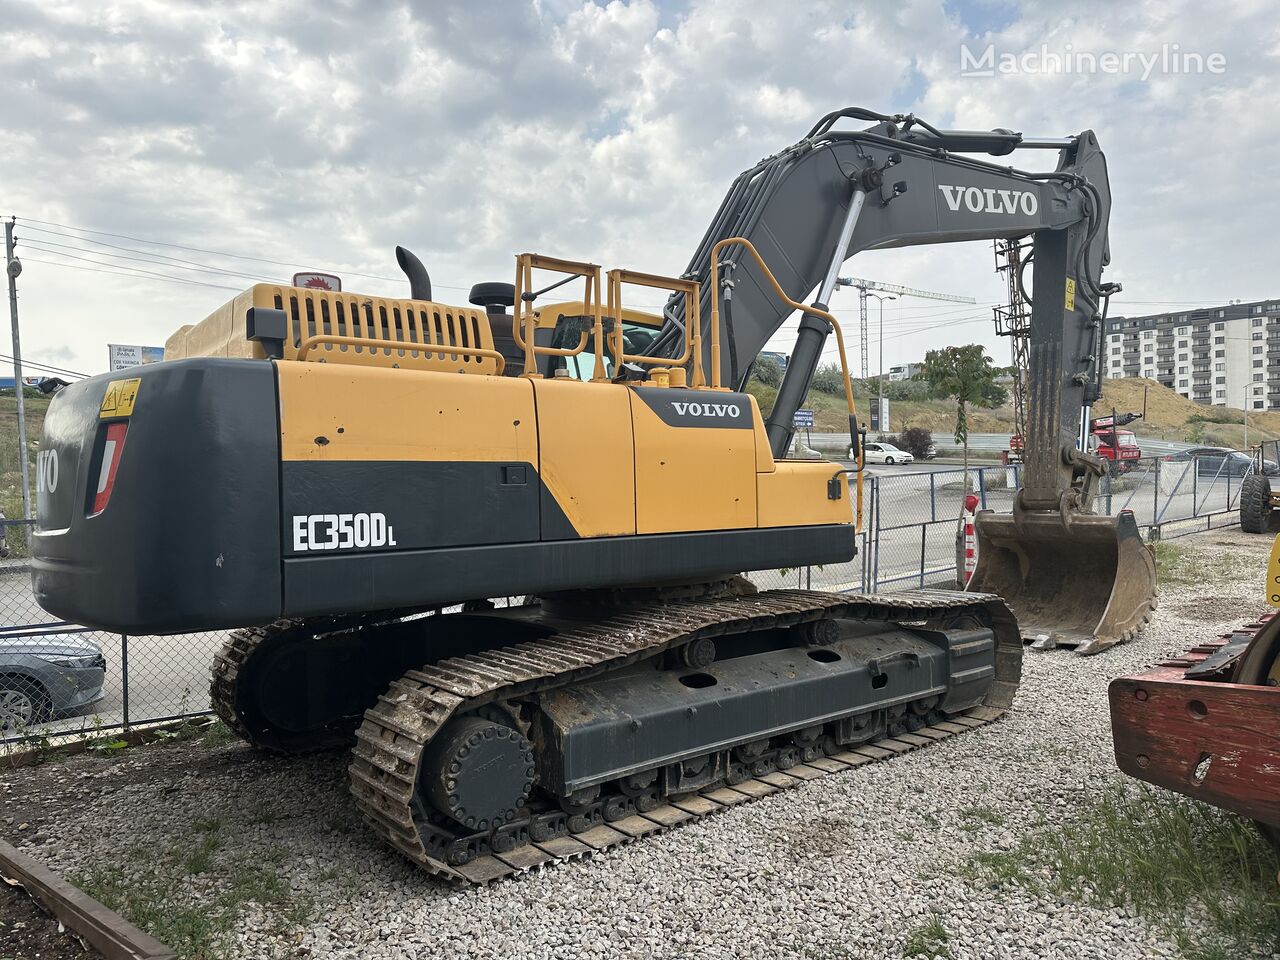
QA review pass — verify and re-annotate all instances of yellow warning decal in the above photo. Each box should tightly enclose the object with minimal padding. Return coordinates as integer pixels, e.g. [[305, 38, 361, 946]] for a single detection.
[[1268, 534, 1280, 608], [99, 378, 141, 419], [1064, 277, 1077, 312]]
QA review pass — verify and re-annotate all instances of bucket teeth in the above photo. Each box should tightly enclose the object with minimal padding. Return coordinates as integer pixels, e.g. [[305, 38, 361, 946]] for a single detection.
[[968, 509, 1157, 655]]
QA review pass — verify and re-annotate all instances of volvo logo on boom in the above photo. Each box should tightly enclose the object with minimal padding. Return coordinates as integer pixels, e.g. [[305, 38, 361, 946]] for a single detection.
[[671, 401, 741, 419], [938, 184, 1038, 216]]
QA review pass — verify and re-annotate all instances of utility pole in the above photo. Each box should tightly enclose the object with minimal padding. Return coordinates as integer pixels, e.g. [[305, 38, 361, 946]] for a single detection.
[[5, 218, 31, 524], [869, 293, 896, 434], [1243, 384, 1248, 452]]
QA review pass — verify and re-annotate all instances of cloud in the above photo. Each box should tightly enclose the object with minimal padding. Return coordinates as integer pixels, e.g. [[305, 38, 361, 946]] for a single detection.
[[0, 0, 1276, 381]]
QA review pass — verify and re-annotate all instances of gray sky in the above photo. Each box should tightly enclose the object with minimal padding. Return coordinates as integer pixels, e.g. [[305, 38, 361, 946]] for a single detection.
[[3, 0, 1277, 379]]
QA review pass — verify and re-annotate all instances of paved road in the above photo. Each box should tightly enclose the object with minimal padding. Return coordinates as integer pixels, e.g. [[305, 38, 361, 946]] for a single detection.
[[806, 432, 1196, 457]]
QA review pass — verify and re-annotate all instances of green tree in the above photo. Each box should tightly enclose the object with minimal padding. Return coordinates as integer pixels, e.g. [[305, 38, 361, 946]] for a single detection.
[[922, 345, 1008, 485], [809, 361, 847, 397], [750, 355, 784, 387]]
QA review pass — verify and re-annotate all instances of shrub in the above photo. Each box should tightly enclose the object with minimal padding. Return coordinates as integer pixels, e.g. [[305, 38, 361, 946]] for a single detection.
[[898, 426, 934, 460]]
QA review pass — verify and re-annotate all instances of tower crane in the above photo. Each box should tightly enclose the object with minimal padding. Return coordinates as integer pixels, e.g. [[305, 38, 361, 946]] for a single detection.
[[835, 276, 975, 378]]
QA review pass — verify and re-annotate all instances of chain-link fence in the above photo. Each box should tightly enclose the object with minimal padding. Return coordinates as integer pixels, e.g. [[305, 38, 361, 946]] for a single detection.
[[0, 519, 225, 752], [0, 454, 1255, 751]]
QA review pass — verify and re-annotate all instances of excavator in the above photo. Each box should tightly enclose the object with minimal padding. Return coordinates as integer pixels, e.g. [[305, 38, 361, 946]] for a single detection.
[[30, 107, 1150, 881]]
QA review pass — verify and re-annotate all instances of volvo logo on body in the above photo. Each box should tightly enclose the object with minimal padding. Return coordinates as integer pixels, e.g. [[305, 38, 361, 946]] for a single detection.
[[937, 184, 1038, 216], [671, 400, 741, 419]]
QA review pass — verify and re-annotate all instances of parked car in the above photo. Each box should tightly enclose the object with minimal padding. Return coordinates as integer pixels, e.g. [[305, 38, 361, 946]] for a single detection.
[[924, 441, 938, 460], [1164, 447, 1280, 478], [0, 628, 106, 730], [861, 441, 914, 465]]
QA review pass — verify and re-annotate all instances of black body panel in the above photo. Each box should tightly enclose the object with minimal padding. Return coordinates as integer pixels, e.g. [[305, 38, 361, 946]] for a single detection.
[[32, 360, 282, 633], [282, 524, 855, 619]]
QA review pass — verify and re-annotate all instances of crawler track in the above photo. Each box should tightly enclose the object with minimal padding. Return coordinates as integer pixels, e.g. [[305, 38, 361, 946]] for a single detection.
[[350, 588, 1021, 883]]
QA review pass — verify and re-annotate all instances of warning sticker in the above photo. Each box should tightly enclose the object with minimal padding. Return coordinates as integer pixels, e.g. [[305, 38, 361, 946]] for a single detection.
[[100, 378, 141, 419], [1064, 277, 1077, 312]]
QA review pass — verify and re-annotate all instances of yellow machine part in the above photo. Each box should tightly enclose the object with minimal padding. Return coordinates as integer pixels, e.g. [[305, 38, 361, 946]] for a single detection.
[[275, 360, 853, 540], [1268, 533, 1280, 608], [968, 510, 1156, 655], [165, 284, 501, 376]]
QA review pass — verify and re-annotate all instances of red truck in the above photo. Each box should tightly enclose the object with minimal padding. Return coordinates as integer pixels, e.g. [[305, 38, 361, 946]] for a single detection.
[[1005, 412, 1142, 473]]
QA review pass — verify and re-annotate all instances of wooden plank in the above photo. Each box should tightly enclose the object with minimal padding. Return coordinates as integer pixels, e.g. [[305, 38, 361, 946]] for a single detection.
[[759, 770, 801, 788], [805, 756, 851, 773], [0, 839, 177, 960], [455, 857, 513, 883], [495, 844, 555, 871], [729, 779, 777, 799], [610, 815, 662, 839], [894, 733, 932, 747], [534, 836, 592, 859], [702, 787, 750, 806], [641, 805, 693, 828], [875, 738, 915, 754], [781, 764, 826, 781], [916, 726, 954, 741], [852, 744, 895, 761], [573, 824, 628, 850], [827, 750, 874, 767], [671, 795, 722, 817]]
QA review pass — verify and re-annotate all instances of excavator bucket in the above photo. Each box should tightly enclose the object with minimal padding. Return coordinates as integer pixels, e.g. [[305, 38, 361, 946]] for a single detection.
[[968, 509, 1156, 655]]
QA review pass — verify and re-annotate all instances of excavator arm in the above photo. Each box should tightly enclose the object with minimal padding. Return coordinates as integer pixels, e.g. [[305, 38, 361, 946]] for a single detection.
[[648, 107, 1152, 653]]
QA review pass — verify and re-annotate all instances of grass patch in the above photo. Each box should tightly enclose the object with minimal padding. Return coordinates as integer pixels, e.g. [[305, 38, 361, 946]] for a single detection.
[[1153, 541, 1255, 590], [965, 785, 1280, 960], [903, 913, 951, 958], [958, 804, 1005, 833], [72, 819, 304, 959]]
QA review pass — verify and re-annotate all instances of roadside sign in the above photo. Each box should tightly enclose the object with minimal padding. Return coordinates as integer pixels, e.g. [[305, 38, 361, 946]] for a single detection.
[[793, 409, 814, 428], [869, 397, 889, 432], [292, 272, 341, 292], [107, 344, 164, 371]]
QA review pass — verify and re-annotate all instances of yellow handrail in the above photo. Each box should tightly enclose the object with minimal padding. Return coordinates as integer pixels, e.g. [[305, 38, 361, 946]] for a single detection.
[[297, 334, 506, 374], [513, 253, 605, 380], [605, 268, 697, 372], [709, 237, 863, 529]]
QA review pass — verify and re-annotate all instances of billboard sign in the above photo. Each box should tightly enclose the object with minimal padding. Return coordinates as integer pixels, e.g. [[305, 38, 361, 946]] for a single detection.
[[292, 272, 342, 292], [869, 397, 890, 432], [793, 408, 814, 428], [108, 344, 164, 371]]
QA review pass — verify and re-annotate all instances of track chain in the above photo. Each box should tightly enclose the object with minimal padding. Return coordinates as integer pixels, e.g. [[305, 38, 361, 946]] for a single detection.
[[349, 588, 1021, 883]]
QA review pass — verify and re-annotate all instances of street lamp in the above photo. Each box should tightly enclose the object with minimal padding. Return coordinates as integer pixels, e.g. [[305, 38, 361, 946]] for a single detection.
[[868, 293, 896, 434]]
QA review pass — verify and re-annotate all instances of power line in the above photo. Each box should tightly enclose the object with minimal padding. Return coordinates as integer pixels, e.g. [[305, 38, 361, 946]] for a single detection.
[[21, 256, 243, 291], [0, 352, 87, 379], [19, 230, 283, 284]]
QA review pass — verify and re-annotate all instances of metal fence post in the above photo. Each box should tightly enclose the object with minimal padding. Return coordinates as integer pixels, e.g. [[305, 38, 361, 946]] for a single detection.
[[977, 468, 988, 510], [918, 523, 927, 589], [872, 476, 881, 593], [1153, 458, 1159, 521], [120, 633, 130, 731], [929, 472, 937, 523]]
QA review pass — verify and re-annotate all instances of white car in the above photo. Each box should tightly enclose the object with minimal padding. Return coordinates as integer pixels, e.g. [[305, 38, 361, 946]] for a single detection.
[[857, 441, 915, 465]]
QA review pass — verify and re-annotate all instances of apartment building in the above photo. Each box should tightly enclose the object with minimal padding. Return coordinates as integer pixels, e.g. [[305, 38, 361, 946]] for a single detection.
[[1103, 298, 1280, 410]]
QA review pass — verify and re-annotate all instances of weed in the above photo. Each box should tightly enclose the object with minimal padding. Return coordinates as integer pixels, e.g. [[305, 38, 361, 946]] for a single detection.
[[965, 785, 1280, 959], [73, 822, 302, 959], [903, 913, 951, 958], [198, 720, 238, 747], [959, 805, 1004, 832]]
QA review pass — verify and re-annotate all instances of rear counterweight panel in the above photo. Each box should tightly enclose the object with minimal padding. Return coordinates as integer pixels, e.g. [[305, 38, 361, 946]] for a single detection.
[[31, 360, 282, 633]]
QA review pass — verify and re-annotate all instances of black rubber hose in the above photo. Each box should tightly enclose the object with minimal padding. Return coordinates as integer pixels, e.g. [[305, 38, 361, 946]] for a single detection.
[[723, 287, 740, 389]]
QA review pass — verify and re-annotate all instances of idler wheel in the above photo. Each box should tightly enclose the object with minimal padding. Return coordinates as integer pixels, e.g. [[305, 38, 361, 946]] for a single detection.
[[421, 715, 535, 832]]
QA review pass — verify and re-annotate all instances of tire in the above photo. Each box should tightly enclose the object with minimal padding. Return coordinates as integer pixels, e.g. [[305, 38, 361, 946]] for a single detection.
[[1240, 474, 1272, 535], [0, 676, 50, 731], [884, 456, 894, 465]]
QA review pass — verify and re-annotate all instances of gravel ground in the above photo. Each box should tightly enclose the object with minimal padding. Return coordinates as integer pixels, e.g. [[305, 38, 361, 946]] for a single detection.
[[1, 528, 1274, 960]]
